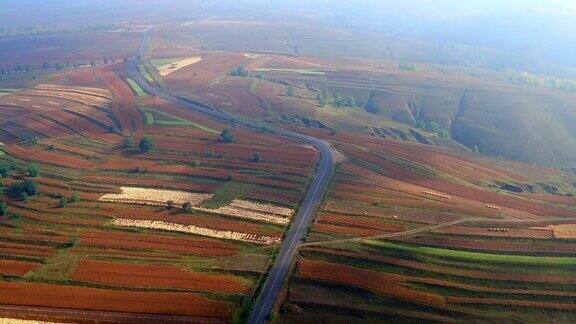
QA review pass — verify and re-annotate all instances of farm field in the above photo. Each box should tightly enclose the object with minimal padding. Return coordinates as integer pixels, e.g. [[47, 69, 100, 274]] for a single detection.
[[0, 59, 318, 322], [278, 128, 576, 323], [2, 3, 576, 323]]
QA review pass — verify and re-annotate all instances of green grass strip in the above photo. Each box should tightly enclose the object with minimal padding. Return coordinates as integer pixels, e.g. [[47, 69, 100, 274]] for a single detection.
[[366, 240, 576, 266], [138, 65, 154, 83], [126, 78, 147, 97]]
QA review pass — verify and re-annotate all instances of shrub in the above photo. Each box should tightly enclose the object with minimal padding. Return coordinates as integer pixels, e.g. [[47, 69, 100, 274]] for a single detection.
[[58, 196, 67, 208], [0, 202, 7, 216], [139, 136, 154, 153], [229, 65, 248, 77], [219, 128, 234, 143], [25, 135, 39, 145], [0, 161, 10, 178], [182, 201, 192, 213], [71, 191, 81, 202], [121, 138, 134, 149], [27, 164, 40, 177], [166, 200, 175, 209], [252, 153, 261, 162], [8, 179, 37, 200]]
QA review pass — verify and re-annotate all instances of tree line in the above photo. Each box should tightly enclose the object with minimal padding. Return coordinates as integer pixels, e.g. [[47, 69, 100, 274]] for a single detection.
[[0, 24, 116, 39]]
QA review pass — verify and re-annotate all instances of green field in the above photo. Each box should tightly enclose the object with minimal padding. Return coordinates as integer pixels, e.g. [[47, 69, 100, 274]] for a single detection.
[[138, 64, 154, 83], [138, 106, 219, 133], [367, 241, 576, 266], [126, 78, 147, 96], [253, 68, 326, 75]]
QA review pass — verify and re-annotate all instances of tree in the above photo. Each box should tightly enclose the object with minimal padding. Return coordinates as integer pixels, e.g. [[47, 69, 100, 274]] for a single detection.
[[425, 121, 442, 134], [182, 201, 192, 213], [166, 200, 175, 209], [22, 179, 37, 196], [252, 153, 261, 162], [58, 196, 67, 208], [0, 161, 11, 178], [121, 138, 134, 149], [7, 179, 37, 201], [71, 191, 81, 203], [138, 136, 154, 153], [287, 87, 295, 97], [399, 61, 417, 71], [316, 92, 328, 105], [27, 164, 39, 177], [0, 202, 7, 216], [25, 135, 39, 145], [229, 65, 248, 77], [219, 128, 234, 143]]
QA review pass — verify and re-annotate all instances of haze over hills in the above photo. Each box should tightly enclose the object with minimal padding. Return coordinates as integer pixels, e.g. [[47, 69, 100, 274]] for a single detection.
[[1, 1, 576, 323]]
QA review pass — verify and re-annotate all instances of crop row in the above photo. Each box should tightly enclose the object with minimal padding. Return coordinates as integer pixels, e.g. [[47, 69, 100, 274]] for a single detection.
[[230, 199, 293, 216], [112, 218, 281, 245], [99, 187, 213, 206]]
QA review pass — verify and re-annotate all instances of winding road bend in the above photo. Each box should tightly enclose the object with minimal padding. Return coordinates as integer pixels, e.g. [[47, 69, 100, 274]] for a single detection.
[[128, 29, 335, 324]]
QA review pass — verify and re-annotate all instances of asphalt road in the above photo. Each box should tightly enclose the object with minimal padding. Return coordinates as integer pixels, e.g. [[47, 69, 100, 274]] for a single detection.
[[128, 29, 335, 324]]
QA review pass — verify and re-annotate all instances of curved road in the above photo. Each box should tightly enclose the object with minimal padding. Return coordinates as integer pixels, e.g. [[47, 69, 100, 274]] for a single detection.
[[128, 29, 335, 324]]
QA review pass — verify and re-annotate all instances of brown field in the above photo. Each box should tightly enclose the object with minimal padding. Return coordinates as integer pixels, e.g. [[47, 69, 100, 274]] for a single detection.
[[0, 260, 41, 276], [71, 259, 247, 293], [297, 259, 447, 307], [0, 281, 229, 318]]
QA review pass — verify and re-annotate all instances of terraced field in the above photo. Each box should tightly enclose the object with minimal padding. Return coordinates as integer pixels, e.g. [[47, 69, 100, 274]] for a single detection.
[[0, 63, 318, 322], [279, 129, 576, 323]]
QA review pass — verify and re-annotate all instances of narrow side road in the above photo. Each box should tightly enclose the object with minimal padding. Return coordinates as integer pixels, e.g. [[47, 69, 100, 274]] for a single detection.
[[128, 28, 335, 324]]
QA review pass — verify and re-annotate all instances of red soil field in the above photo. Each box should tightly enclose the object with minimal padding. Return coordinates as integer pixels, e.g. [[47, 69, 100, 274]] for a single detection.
[[407, 276, 576, 298], [96, 65, 141, 135], [401, 236, 576, 254], [0, 242, 55, 258], [166, 52, 246, 88], [313, 223, 383, 237], [448, 297, 576, 310], [138, 97, 227, 132], [319, 214, 403, 232], [13, 208, 104, 227], [82, 175, 217, 193], [143, 152, 312, 177], [71, 259, 247, 293], [4, 144, 97, 169], [79, 231, 238, 257], [99, 158, 301, 190], [304, 247, 576, 284], [333, 142, 574, 219], [37, 110, 115, 142], [297, 259, 446, 307], [151, 137, 316, 167], [0, 281, 230, 318], [50, 67, 103, 87], [41, 139, 104, 159], [434, 226, 555, 239], [70, 247, 184, 261], [0, 260, 41, 276]]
